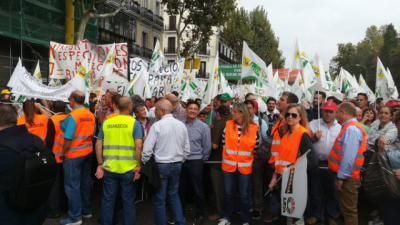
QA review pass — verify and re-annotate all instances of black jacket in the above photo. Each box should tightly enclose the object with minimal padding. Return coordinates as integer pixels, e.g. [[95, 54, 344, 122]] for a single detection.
[[0, 125, 48, 225]]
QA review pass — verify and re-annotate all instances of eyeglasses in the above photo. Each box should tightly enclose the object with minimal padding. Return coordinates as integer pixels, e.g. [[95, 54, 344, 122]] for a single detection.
[[285, 112, 298, 119]]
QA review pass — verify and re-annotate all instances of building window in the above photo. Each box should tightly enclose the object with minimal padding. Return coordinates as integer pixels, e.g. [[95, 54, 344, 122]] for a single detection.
[[168, 60, 175, 64], [156, 1, 161, 15], [199, 61, 206, 78], [142, 32, 148, 48], [168, 37, 176, 53], [143, 0, 148, 8], [153, 37, 158, 48], [169, 16, 176, 30]]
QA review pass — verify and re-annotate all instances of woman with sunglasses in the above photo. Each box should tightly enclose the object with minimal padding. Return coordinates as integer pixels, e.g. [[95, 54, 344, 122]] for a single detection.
[[267, 104, 315, 224], [218, 103, 259, 225]]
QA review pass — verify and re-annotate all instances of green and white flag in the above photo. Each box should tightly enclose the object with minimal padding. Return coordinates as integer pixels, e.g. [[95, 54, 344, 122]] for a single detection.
[[290, 71, 305, 101], [358, 74, 376, 102], [203, 53, 220, 107], [312, 55, 329, 91], [375, 58, 398, 100], [219, 72, 234, 97], [292, 39, 309, 70], [149, 39, 164, 73], [241, 41, 268, 80], [273, 71, 285, 99]]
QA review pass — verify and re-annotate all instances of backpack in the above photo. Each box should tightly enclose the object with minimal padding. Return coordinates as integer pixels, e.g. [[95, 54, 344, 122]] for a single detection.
[[1, 135, 57, 212], [362, 151, 400, 200]]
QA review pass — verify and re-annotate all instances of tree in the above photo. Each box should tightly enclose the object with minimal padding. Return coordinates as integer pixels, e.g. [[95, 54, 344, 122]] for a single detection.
[[162, 0, 236, 57], [330, 43, 357, 77], [381, 24, 398, 65], [222, 7, 285, 67], [75, 0, 131, 42]]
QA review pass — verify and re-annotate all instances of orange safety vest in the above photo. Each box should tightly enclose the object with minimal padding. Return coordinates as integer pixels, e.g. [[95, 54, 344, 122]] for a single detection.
[[328, 121, 367, 180], [274, 125, 310, 174], [268, 119, 285, 165], [50, 114, 68, 163], [65, 108, 95, 159], [17, 114, 49, 142], [222, 120, 258, 175]]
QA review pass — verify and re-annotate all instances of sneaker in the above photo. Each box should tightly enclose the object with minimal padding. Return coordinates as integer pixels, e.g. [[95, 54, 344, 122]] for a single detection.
[[252, 209, 261, 220], [242, 223, 250, 225], [59, 217, 82, 225], [82, 213, 93, 219], [217, 218, 231, 225], [167, 219, 175, 225]]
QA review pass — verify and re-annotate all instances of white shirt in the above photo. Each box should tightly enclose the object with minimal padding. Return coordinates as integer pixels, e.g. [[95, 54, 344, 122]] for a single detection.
[[142, 114, 190, 163], [309, 118, 342, 161]]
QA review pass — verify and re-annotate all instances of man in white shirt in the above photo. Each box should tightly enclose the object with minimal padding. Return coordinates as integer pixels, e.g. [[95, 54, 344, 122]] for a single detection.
[[307, 101, 342, 225], [142, 99, 190, 225]]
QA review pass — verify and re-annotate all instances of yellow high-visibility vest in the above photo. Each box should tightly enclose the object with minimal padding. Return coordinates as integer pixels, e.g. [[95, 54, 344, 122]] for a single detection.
[[102, 115, 137, 174]]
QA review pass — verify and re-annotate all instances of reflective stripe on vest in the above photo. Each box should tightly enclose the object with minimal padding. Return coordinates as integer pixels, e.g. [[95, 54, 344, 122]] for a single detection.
[[221, 120, 258, 175], [274, 125, 310, 174], [66, 108, 95, 159], [102, 115, 138, 174], [268, 120, 284, 165], [328, 121, 367, 180], [50, 114, 68, 163]]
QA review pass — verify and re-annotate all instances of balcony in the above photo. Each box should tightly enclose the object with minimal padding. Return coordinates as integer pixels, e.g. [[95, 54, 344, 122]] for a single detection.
[[130, 44, 153, 59], [164, 47, 177, 54], [198, 49, 210, 56]]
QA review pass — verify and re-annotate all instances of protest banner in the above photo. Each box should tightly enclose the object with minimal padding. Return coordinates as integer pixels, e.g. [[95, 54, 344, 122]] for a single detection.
[[49, 40, 128, 81], [8, 59, 84, 102], [281, 152, 308, 219]]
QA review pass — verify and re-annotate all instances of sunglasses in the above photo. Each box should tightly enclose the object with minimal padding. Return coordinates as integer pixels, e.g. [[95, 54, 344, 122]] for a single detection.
[[285, 112, 298, 119]]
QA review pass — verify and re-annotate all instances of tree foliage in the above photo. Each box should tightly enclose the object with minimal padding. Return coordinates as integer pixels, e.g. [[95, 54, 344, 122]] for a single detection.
[[222, 6, 285, 68], [330, 24, 400, 90], [162, 0, 236, 57]]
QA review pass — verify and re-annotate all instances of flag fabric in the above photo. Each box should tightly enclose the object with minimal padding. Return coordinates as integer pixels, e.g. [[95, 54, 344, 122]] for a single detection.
[[375, 58, 398, 100], [219, 72, 234, 97], [241, 41, 268, 80], [312, 55, 329, 91], [33, 61, 42, 81], [359, 74, 376, 102], [149, 39, 164, 73], [292, 39, 309, 70], [203, 53, 220, 107]]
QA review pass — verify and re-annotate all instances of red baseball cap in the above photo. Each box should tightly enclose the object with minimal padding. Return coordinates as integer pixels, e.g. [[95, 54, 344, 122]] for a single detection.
[[386, 100, 400, 108], [321, 101, 338, 111]]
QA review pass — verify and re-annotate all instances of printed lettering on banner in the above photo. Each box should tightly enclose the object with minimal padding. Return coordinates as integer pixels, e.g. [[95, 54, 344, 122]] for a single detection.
[[281, 152, 308, 218], [49, 40, 128, 81]]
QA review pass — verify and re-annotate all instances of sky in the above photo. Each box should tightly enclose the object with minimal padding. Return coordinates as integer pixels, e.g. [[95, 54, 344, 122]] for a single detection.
[[239, 0, 400, 69]]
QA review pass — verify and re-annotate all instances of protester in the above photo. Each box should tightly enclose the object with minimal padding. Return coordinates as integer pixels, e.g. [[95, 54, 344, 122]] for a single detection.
[[60, 90, 96, 225], [95, 97, 143, 225], [244, 100, 268, 219], [219, 93, 233, 109], [307, 101, 342, 225], [142, 99, 190, 225], [268, 104, 314, 224], [17, 99, 51, 143], [328, 102, 367, 225], [0, 88, 11, 102], [134, 103, 153, 139], [165, 93, 187, 122], [0, 103, 51, 225], [98, 90, 117, 123], [180, 100, 211, 224], [47, 101, 68, 218], [264, 97, 279, 136], [307, 91, 326, 121], [385, 99, 400, 114], [106, 94, 121, 119], [218, 103, 259, 225], [367, 106, 398, 151], [356, 93, 369, 112], [209, 105, 231, 220], [361, 107, 377, 128]]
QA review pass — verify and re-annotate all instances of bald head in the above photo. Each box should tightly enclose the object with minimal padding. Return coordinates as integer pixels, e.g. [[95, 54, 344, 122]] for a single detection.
[[69, 90, 85, 105], [165, 93, 179, 107], [118, 96, 133, 114], [157, 99, 173, 113]]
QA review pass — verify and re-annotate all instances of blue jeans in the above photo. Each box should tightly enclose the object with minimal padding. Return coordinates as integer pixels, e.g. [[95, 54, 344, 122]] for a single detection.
[[308, 166, 339, 221], [101, 171, 137, 225], [63, 156, 92, 220], [154, 163, 185, 225], [180, 160, 206, 216], [223, 171, 251, 223]]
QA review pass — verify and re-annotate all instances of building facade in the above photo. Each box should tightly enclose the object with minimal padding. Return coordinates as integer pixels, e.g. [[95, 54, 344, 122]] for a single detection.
[[162, 10, 238, 79]]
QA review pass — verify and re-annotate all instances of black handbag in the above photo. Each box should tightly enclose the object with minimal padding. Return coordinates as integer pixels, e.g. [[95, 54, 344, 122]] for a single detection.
[[362, 151, 400, 200], [141, 156, 161, 190]]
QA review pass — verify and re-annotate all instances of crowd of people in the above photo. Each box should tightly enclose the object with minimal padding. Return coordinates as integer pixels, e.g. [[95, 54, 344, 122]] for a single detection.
[[0, 87, 400, 225]]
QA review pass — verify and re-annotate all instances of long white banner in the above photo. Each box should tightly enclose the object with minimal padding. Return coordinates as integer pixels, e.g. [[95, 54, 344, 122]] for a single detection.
[[8, 59, 84, 102], [49, 40, 128, 80]]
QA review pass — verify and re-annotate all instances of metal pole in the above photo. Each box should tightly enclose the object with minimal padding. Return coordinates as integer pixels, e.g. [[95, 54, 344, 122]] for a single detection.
[[19, 0, 23, 61]]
